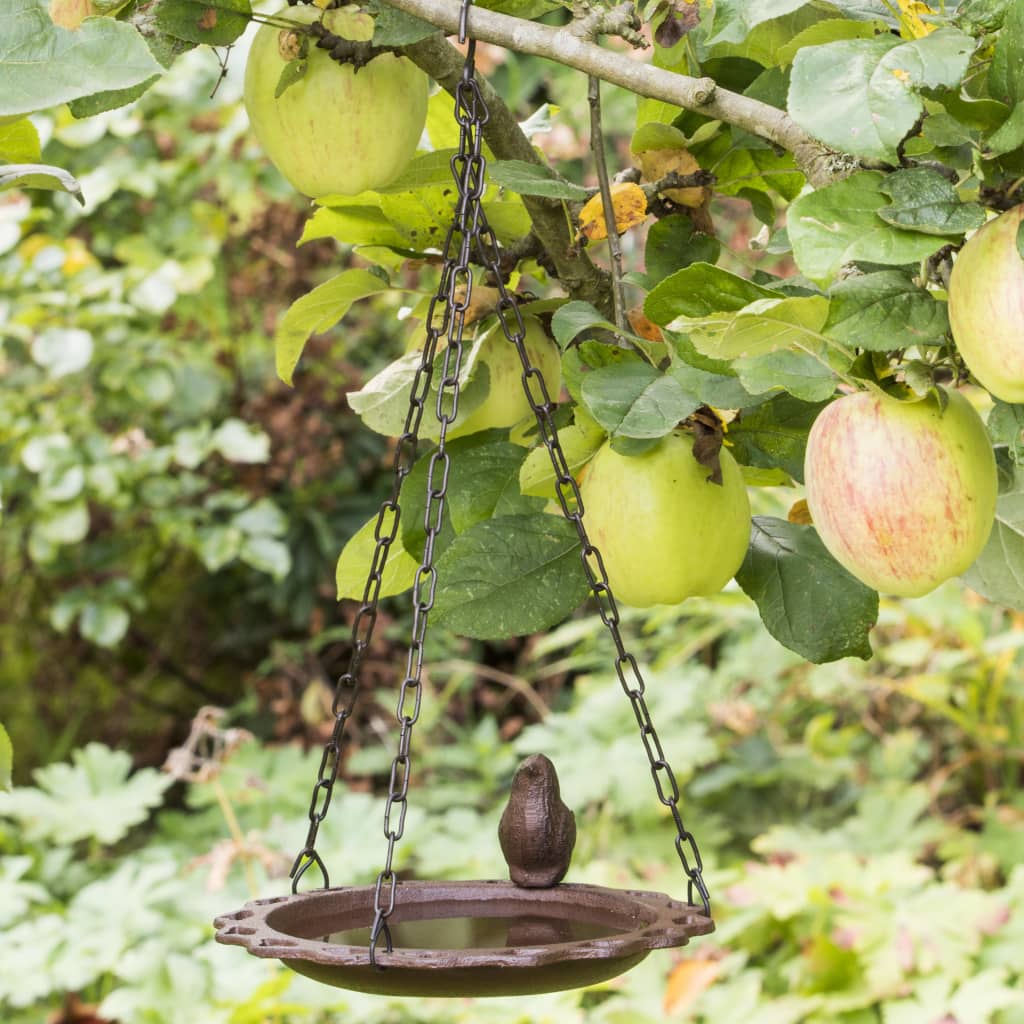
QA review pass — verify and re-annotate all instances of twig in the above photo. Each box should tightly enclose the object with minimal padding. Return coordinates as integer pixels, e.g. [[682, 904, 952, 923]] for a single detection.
[[433, 658, 550, 719], [588, 76, 627, 334], [391, 0, 840, 186]]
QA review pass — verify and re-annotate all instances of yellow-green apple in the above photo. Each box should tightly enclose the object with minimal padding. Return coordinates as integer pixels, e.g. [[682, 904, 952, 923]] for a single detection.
[[948, 205, 1024, 403], [578, 430, 751, 607], [446, 316, 561, 439], [804, 388, 996, 597], [243, 6, 427, 198]]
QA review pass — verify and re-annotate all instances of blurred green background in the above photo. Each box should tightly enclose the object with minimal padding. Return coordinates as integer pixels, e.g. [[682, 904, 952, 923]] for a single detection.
[[1, 34, 1023, 1024]]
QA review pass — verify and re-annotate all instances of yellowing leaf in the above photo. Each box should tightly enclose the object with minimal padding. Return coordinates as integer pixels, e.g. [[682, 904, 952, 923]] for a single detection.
[[663, 958, 721, 1014], [49, 0, 95, 29], [788, 498, 813, 525], [639, 147, 708, 209], [897, 0, 937, 39], [579, 183, 648, 241]]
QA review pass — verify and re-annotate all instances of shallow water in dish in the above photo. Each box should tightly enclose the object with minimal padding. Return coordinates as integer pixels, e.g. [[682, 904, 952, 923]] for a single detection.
[[329, 913, 625, 950]]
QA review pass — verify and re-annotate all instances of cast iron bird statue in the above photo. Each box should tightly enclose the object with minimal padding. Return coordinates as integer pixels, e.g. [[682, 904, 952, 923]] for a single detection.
[[498, 754, 576, 888]]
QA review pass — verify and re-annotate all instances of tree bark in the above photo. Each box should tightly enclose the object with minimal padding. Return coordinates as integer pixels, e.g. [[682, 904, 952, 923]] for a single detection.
[[394, 0, 838, 185]]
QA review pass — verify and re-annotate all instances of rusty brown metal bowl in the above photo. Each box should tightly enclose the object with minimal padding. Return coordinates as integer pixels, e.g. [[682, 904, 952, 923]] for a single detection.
[[214, 880, 714, 997]]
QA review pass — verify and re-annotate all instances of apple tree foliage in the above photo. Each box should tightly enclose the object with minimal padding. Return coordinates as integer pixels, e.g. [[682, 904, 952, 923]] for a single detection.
[[3, 0, 1024, 664]]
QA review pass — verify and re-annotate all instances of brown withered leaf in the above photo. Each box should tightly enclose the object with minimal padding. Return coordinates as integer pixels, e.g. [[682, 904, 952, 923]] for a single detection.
[[788, 499, 813, 525], [197, 7, 218, 30], [452, 283, 501, 325], [689, 406, 724, 485], [654, 1, 701, 49], [578, 183, 648, 242], [47, 994, 113, 1024], [278, 28, 303, 61], [626, 304, 664, 343], [663, 958, 721, 1014]]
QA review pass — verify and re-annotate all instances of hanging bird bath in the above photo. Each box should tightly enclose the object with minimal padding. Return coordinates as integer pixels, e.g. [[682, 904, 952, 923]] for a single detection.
[[215, 0, 714, 997]]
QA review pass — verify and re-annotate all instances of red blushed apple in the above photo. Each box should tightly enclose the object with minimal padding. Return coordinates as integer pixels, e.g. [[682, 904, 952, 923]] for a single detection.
[[804, 388, 996, 598], [948, 205, 1024, 404]]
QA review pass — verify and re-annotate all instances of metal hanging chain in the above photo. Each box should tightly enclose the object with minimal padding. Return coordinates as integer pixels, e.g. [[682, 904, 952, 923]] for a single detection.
[[287, 133, 473, 900], [451, 6, 712, 917], [365, 31, 488, 968]]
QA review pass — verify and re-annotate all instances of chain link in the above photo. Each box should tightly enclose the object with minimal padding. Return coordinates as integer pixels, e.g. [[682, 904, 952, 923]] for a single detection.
[[290, 0, 710, 966]]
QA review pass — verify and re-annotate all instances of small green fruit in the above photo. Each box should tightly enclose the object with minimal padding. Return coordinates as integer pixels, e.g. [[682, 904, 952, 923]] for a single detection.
[[243, 6, 428, 198], [447, 316, 561, 439], [579, 431, 751, 608]]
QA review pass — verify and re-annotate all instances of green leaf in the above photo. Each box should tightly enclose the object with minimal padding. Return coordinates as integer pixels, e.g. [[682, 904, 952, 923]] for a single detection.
[[877, 168, 986, 236], [644, 262, 774, 327], [78, 602, 130, 648], [274, 58, 307, 99], [66, 73, 163, 118], [667, 336, 757, 408], [990, 0, 1024, 105], [0, 163, 83, 204], [433, 515, 589, 639], [240, 535, 291, 579], [399, 435, 545, 562], [275, 269, 390, 384], [336, 510, 419, 600], [0, 725, 11, 792], [986, 100, 1024, 156], [788, 172, 955, 285], [580, 362, 701, 439], [211, 418, 270, 462], [0, 0, 163, 117], [682, 294, 831, 360], [708, 0, 811, 45], [372, 4, 437, 45], [379, 149, 459, 193], [734, 348, 838, 403], [961, 460, 1024, 609], [519, 414, 605, 498], [788, 29, 975, 161], [727, 393, 829, 482], [301, 201, 409, 249], [0, 118, 40, 163], [989, 401, 1024, 462], [445, 441, 546, 532], [736, 516, 879, 663], [644, 215, 721, 285], [0, 743, 171, 845], [631, 122, 690, 152], [551, 301, 620, 348], [348, 347, 490, 441], [488, 160, 589, 200], [824, 270, 949, 351], [775, 18, 883, 66], [155, 0, 252, 45]]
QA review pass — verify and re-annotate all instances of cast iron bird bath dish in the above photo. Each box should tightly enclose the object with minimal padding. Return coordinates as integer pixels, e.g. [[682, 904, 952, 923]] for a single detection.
[[215, 0, 714, 998]]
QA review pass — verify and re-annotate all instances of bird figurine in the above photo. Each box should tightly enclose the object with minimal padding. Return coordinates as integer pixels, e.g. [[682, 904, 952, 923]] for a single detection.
[[498, 753, 576, 888]]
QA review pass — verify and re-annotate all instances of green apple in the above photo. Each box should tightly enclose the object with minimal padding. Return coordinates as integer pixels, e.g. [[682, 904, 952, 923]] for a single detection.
[[446, 316, 561, 439], [804, 387, 996, 598], [578, 431, 751, 607], [948, 204, 1024, 403], [243, 6, 428, 198]]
